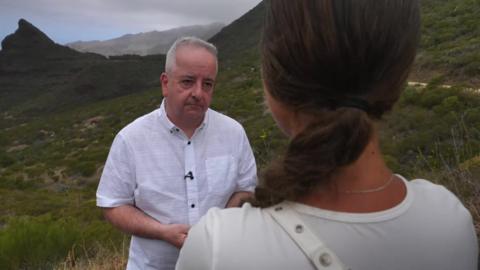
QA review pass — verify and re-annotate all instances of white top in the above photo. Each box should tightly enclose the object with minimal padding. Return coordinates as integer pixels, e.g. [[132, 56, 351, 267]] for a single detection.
[[96, 100, 257, 270], [176, 176, 478, 270]]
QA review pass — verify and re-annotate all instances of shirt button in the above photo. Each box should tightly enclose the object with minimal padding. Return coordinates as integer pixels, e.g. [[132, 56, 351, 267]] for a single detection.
[[191, 204, 195, 208], [295, 224, 304, 233], [187, 141, 191, 145]]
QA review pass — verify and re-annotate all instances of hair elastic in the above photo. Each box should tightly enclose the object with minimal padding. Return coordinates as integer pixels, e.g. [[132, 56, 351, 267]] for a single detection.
[[331, 97, 371, 112]]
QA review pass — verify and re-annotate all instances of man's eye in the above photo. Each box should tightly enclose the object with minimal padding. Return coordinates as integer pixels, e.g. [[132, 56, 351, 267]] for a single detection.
[[181, 80, 194, 87], [203, 82, 213, 90]]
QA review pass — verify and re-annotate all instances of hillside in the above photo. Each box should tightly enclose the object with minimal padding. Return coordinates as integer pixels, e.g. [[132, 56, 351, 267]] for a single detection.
[[209, 2, 264, 65], [0, 1, 479, 268], [208, 0, 480, 87], [67, 22, 225, 56], [0, 19, 165, 116], [412, 0, 480, 85]]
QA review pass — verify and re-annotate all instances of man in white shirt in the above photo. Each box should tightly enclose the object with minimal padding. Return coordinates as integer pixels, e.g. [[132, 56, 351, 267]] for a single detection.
[[96, 37, 257, 270]]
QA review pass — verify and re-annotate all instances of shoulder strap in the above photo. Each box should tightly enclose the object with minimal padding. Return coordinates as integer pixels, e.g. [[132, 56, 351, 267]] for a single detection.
[[266, 202, 347, 270]]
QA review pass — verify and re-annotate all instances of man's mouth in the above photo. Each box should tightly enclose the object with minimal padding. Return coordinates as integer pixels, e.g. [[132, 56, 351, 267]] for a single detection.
[[186, 103, 203, 109]]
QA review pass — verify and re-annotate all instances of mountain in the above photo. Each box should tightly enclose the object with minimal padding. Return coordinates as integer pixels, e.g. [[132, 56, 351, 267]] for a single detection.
[[209, 2, 264, 66], [67, 23, 225, 56], [0, 19, 101, 72], [0, 19, 165, 115]]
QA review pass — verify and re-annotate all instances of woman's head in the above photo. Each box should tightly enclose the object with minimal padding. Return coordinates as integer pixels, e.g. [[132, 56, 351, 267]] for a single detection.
[[254, 0, 421, 207], [262, 0, 420, 118]]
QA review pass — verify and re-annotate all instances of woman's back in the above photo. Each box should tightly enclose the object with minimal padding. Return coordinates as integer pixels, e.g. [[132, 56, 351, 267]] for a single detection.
[[176, 0, 478, 268], [176, 177, 477, 269]]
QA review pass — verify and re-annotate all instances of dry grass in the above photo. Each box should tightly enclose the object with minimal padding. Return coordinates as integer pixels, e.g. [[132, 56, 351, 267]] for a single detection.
[[55, 239, 128, 270]]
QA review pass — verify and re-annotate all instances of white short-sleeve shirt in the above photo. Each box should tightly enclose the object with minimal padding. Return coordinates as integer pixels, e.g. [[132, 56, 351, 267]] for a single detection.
[[96, 100, 257, 270], [176, 176, 478, 270]]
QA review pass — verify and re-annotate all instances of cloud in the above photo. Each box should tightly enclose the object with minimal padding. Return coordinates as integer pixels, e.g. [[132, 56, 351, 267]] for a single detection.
[[0, 0, 262, 44]]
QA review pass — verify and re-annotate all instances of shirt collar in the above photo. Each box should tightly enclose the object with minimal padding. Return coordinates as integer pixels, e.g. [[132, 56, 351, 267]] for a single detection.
[[158, 99, 209, 135]]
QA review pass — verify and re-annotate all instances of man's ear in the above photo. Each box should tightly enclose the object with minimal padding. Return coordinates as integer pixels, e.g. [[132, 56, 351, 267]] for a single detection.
[[160, 72, 169, 97]]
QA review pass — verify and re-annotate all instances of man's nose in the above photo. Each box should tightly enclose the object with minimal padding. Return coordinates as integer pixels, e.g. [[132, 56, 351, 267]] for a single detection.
[[191, 81, 202, 97]]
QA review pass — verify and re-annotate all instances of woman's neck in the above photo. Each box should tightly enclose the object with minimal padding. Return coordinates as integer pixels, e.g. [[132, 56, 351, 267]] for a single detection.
[[296, 133, 406, 213]]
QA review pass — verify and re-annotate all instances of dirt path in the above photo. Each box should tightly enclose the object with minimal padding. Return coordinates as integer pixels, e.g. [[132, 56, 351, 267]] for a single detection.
[[408, 81, 480, 93]]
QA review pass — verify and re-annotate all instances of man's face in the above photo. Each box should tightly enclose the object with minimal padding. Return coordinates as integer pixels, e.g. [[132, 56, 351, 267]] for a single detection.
[[161, 46, 217, 127]]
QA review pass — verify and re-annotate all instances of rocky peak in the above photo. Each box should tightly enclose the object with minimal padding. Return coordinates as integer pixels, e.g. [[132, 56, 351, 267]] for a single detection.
[[0, 19, 103, 74], [1, 19, 56, 52]]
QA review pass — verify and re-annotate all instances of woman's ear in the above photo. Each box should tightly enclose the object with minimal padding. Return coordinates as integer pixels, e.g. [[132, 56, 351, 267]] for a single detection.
[[264, 89, 305, 138]]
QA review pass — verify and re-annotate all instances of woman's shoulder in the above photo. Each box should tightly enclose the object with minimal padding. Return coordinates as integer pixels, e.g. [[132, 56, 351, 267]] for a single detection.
[[408, 178, 463, 204], [178, 203, 314, 270], [190, 203, 280, 248], [201, 203, 268, 229], [177, 204, 278, 268], [406, 178, 478, 265], [406, 177, 474, 224]]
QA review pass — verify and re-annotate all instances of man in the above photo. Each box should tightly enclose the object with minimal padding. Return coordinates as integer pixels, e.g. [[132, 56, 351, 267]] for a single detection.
[[96, 37, 257, 270]]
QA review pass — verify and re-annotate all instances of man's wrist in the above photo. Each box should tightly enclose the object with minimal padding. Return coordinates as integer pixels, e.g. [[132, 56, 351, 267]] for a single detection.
[[155, 223, 170, 241]]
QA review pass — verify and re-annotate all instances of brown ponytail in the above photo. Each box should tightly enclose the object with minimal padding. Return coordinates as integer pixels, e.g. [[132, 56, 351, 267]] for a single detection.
[[253, 0, 420, 207], [253, 109, 373, 207]]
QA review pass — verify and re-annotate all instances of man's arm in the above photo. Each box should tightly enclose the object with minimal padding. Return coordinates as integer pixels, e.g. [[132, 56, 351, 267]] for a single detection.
[[102, 205, 189, 248], [225, 191, 253, 207], [225, 126, 257, 208]]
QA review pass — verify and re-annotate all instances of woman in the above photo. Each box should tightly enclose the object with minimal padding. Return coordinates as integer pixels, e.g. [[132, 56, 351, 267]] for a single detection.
[[176, 0, 478, 269]]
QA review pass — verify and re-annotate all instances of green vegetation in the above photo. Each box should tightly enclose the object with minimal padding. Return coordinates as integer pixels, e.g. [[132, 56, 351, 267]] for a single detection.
[[0, 216, 81, 269], [380, 84, 480, 211], [414, 0, 480, 83], [382, 84, 480, 176], [1, 76, 479, 270], [0, 215, 124, 270]]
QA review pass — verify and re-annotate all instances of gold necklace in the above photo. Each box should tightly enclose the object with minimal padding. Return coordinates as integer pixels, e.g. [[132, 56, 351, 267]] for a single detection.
[[341, 174, 395, 194]]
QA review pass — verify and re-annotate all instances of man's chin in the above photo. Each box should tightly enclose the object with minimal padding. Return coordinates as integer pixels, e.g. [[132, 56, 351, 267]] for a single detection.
[[185, 110, 206, 121]]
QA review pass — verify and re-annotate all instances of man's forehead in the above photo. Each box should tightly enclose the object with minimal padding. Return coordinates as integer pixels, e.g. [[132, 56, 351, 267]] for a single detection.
[[174, 73, 216, 81], [171, 47, 217, 77]]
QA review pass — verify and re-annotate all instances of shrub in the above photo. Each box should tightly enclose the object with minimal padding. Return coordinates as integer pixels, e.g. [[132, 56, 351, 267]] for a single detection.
[[0, 153, 15, 167], [67, 161, 97, 177], [0, 215, 82, 270]]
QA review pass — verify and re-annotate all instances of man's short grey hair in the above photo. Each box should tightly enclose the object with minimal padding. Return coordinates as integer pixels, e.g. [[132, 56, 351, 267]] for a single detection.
[[165, 36, 218, 74]]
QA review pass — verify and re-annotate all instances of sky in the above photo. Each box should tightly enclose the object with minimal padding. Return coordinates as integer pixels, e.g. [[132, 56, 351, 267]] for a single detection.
[[0, 0, 262, 45]]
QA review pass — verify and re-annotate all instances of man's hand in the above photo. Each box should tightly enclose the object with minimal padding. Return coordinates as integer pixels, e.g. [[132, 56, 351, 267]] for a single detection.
[[102, 205, 190, 249], [161, 224, 190, 248]]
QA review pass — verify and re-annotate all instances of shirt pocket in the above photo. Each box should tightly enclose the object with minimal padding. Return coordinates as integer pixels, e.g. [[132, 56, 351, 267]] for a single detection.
[[205, 155, 237, 195]]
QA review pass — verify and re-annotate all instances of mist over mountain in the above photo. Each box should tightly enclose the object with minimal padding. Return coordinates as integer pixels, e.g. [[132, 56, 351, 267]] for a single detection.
[[66, 23, 225, 56]]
